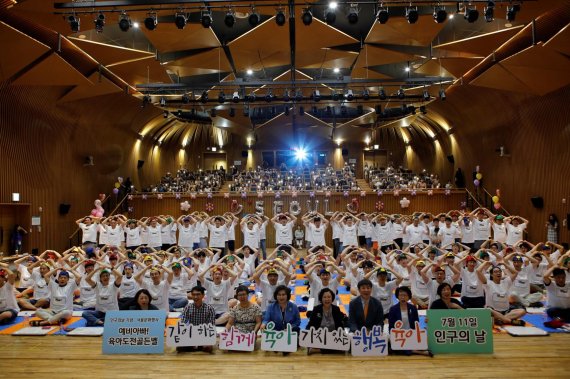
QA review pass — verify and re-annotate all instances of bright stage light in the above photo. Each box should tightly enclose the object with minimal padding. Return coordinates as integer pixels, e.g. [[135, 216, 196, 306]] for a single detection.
[[294, 147, 307, 160]]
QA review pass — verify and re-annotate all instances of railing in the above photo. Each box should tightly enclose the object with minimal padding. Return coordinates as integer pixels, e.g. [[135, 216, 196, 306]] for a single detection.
[[68, 193, 130, 247], [464, 188, 484, 210]]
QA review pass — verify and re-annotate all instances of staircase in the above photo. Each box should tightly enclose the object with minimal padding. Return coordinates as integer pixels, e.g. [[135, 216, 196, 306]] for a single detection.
[[357, 179, 373, 191], [219, 181, 233, 193]]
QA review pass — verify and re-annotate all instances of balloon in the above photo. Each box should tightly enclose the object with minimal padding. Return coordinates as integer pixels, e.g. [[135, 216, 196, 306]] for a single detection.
[[114, 182, 120, 189], [112, 188, 119, 195], [476, 173, 482, 180], [91, 209, 98, 216], [492, 196, 499, 203], [493, 203, 501, 210], [473, 179, 480, 186]]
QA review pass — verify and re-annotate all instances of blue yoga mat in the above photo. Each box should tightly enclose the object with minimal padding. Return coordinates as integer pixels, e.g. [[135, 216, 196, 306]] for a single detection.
[[522, 313, 568, 334], [0, 316, 25, 331]]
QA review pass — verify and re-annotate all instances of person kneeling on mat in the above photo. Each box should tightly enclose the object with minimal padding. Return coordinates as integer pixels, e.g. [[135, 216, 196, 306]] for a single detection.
[[82, 263, 122, 326]]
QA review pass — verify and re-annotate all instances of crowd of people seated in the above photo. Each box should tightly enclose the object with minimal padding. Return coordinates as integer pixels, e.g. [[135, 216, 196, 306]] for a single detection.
[[141, 168, 226, 193], [1, 205, 569, 353], [365, 165, 448, 190], [230, 163, 359, 192]]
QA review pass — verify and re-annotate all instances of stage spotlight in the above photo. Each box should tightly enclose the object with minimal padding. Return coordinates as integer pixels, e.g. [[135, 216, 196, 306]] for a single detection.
[[406, 7, 419, 24], [464, 7, 479, 23], [248, 9, 260, 27], [302, 8, 313, 25], [160, 97, 166, 107], [118, 13, 131, 32], [433, 7, 447, 23], [163, 110, 169, 118], [363, 89, 370, 100], [347, 5, 359, 24], [247, 91, 257, 102], [379, 87, 387, 100], [175, 12, 187, 29], [506, 6, 517, 22], [324, 9, 336, 24], [275, 9, 286, 26], [94, 12, 105, 33], [294, 147, 307, 161], [377, 8, 389, 24], [295, 90, 303, 101], [182, 93, 190, 104], [283, 90, 291, 102], [312, 90, 321, 102], [329, 1, 338, 9], [397, 87, 405, 99], [201, 10, 213, 28], [225, 10, 236, 27], [345, 89, 354, 101], [218, 91, 226, 103], [423, 88, 430, 101], [332, 91, 340, 101], [265, 90, 274, 102], [439, 88, 446, 100], [144, 13, 157, 30], [232, 91, 240, 103], [200, 91, 208, 103], [68, 15, 80, 32], [484, 1, 495, 22]]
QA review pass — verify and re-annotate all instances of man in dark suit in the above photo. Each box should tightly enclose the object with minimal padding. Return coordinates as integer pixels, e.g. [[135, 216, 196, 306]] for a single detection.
[[348, 279, 384, 332]]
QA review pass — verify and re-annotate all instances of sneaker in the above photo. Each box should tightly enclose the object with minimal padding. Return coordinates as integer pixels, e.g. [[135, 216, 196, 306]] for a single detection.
[[510, 319, 526, 326]]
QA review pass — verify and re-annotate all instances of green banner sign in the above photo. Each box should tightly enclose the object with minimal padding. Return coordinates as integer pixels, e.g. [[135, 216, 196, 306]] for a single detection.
[[427, 308, 494, 354]]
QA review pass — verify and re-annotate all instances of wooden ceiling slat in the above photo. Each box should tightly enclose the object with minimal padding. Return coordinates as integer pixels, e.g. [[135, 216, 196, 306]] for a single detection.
[[434, 26, 524, 57], [366, 14, 446, 47]]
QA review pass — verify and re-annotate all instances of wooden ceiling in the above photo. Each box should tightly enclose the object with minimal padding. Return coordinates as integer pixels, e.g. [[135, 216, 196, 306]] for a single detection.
[[0, 0, 568, 149]]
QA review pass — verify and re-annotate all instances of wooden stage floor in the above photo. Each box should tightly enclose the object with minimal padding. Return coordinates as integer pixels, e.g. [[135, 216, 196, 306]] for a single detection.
[[1, 334, 569, 378]]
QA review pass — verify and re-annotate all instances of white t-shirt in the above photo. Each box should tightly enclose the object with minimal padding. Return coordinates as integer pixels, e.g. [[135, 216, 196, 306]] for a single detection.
[[331, 221, 342, 240], [258, 277, 285, 311], [79, 223, 98, 243], [49, 279, 77, 313], [147, 225, 163, 248], [484, 277, 512, 312], [460, 269, 484, 298], [144, 280, 170, 312], [0, 282, 20, 312], [31, 270, 50, 299], [546, 279, 570, 309], [460, 221, 474, 244], [410, 269, 430, 299], [125, 226, 142, 247], [79, 276, 97, 308], [342, 224, 358, 246], [119, 275, 138, 298], [106, 225, 124, 247], [161, 223, 176, 245], [274, 222, 294, 245], [473, 219, 490, 241], [372, 280, 397, 314], [438, 225, 459, 247], [226, 221, 236, 241], [492, 223, 507, 243], [511, 266, 531, 297], [169, 273, 191, 299], [98, 224, 109, 246], [506, 223, 526, 246], [259, 221, 268, 240], [391, 222, 404, 241], [357, 220, 369, 237], [204, 279, 232, 314], [308, 273, 339, 304], [243, 224, 260, 249], [95, 282, 120, 312], [309, 223, 327, 247], [375, 223, 393, 246], [528, 263, 548, 285], [208, 224, 228, 248], [427, 278, 456, 306], [18, 264, 34, 288], [177, 224, 195, 248], [405, 224, 425, 246]]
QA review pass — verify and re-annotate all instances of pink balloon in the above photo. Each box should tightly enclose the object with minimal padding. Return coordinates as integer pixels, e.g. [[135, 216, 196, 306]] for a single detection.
[[91, 209, 98, 216], [493, 203, 501, 210], [473, 179, 480, 186]]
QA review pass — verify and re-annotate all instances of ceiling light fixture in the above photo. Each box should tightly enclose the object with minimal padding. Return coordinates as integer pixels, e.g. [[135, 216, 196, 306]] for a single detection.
[[302, 8, 313, 25], [377, 8, 389, 24], [225, 9, 236, 27], [68, 15, 80, 33], [347, 4, 359, 24], [433, 6, 447, 23], [324, 8, 336, 24], [94, 12, 105, 33], [406, 7, 419, 24], [118, 12, 131, 32], [248, 7, 261, 27], [144, 12, 157, 31], [464, 6, 479, 23], [175, 11, 187, 29], [484, 1, 495, 22], [379, 87, 387, 100], [275, 9, 286, 26], [201, 10, 212, 28]]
